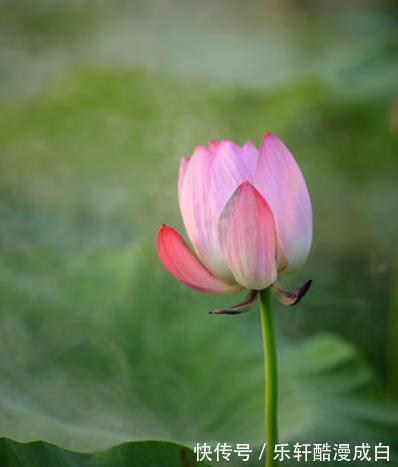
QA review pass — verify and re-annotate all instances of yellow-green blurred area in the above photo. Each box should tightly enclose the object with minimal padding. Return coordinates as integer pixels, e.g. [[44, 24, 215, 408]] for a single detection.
[[0, 1, 397, 466]]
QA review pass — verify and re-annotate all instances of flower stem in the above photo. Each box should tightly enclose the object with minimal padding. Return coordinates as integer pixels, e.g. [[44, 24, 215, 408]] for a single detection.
[[259, 288, 278, 467]]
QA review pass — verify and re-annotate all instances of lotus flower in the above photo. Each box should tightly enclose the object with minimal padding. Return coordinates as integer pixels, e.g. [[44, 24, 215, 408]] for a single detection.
[[157, 132, 312, 311]]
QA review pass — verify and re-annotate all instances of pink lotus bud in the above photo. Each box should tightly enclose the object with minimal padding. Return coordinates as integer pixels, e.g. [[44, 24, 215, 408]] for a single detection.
[[157, 132, 312, 294]]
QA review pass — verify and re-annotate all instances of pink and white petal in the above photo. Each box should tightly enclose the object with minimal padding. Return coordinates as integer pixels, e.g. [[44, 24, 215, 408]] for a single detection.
[[218, 182, 278, 290], [242, 140, 259, 159], [254, 132, 312, 274], [207, 141, 259, 226], [179, 141, 258, 281], [157, 225, 240, 294], [208, 140, 220, 152], [178, 145, 225, 276], [178, 157, 190, 200]]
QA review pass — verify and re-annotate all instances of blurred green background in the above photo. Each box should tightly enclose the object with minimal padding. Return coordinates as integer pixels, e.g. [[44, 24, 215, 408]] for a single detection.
[[0, 0, 397, 466]]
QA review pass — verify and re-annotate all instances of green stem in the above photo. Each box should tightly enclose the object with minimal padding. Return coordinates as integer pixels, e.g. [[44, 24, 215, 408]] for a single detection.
[[259, 288, 278, 467]]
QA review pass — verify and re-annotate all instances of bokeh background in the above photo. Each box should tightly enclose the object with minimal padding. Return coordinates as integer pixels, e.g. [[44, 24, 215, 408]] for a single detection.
[[0, 0, 397, 466]]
